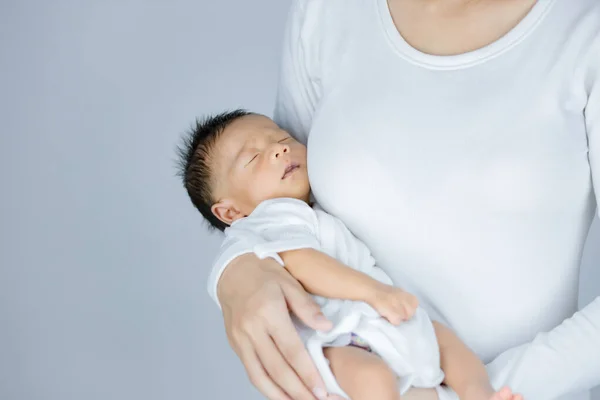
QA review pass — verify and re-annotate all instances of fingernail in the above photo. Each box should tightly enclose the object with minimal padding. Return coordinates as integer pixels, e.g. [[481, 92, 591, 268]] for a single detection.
[[312, 387, 327, 400], [315, 313, 328, 321], [314, 314, 333, 330]]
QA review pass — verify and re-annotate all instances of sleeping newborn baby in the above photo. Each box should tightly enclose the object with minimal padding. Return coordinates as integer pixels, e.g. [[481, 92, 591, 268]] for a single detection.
[[177, 110, 521, 400]]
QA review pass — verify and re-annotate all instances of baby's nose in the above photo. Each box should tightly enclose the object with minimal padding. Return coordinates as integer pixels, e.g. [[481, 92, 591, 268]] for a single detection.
[[271, 143, 289, 159]]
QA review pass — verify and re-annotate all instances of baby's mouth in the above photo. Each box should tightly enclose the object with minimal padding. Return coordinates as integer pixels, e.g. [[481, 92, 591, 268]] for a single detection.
[[282, 163, 300, 179]]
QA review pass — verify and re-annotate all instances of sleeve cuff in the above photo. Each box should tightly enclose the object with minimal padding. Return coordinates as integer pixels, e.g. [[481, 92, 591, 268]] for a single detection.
[[207, 237, 259, 310], [253, 237, 321, 266]]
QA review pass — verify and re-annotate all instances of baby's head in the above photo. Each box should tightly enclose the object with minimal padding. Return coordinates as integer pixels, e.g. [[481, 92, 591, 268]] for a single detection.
[[177, 110, 310, 231]]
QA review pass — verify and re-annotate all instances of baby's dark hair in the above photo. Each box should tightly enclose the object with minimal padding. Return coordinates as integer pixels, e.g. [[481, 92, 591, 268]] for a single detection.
[[176, 109, 254, 232]]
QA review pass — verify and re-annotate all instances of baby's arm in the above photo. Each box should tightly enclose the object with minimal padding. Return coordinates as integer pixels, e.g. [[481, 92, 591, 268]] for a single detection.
[[433, 322, 522, 400], [280, 248, 418, 324]]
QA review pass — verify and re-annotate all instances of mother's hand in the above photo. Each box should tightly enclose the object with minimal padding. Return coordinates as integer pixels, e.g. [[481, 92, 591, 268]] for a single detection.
[[403, 387, 440, 400], [218, 253, 344, 400]]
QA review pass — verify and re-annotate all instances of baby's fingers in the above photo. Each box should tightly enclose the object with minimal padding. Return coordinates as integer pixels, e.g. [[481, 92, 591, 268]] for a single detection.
[[402, 303, 417, 320], [380, 306, 404, 325], [491, 386, 513, 400]]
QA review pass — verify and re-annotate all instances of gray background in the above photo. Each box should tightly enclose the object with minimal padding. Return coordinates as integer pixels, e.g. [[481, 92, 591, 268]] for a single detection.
[[0, 1, 598, 399]]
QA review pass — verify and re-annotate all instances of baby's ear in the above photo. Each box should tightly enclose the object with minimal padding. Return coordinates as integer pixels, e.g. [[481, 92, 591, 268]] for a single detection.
[[211, 200, 245, 225]]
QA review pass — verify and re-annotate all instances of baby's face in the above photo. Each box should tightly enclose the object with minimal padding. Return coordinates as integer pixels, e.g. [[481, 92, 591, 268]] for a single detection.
[[211, 114, 310, 225]]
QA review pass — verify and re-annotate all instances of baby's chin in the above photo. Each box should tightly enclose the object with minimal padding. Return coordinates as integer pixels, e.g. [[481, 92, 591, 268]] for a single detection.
[[265, 184, 311, 203], [280, 191, 311, 203], [287, 178, 311, 202]]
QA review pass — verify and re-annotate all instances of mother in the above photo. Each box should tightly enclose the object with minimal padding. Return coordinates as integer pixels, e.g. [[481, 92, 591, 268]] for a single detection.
[[209, 0, 600, 399]]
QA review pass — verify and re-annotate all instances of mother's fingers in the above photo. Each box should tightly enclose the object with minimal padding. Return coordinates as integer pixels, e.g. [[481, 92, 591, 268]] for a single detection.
[[252, 326, 319, 400], [238, 336, 292, 400], [281, 279, 333, 332], [268, 310, 328, 399]]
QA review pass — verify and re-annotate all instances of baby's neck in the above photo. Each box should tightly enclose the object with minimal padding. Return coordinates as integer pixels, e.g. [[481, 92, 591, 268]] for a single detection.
[[251, 191, 313, 214]]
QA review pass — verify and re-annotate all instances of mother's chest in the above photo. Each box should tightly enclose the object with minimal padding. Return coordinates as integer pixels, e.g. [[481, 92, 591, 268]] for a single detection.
[[306, 72, 590, 232]]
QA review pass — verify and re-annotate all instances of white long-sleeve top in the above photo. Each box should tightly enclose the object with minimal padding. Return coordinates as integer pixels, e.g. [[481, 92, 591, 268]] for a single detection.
[[208, 0, 600, 399]]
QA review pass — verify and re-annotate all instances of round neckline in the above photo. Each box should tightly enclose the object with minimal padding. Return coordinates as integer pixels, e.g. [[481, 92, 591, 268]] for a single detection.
[[376, 0, 557, 70]]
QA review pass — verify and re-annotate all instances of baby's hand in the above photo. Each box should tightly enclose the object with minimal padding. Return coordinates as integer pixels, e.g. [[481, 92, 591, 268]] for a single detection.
[[465, 384, 523, 400], [368, 284, 418, 325], [489, 387, 523, 400]]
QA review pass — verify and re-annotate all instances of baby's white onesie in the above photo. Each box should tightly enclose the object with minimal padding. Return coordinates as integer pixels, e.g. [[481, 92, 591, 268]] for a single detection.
[[212, 197, 445, 397]]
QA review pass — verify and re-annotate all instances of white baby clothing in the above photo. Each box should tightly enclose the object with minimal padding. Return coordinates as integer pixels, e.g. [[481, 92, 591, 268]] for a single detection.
[[213, 197, 445, 398]]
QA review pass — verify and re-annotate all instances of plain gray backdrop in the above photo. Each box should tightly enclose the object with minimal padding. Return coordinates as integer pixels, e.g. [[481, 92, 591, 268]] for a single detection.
[[0, 1, 598, 399]]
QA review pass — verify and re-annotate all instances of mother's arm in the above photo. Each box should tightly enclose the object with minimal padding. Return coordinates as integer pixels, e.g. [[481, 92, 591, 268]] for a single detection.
[[439, 25, 600, 400], [213, 246, 341, 400], [487, 298, 600, 399], [488, 27, 600, 399], [435, 298, 600, 400]]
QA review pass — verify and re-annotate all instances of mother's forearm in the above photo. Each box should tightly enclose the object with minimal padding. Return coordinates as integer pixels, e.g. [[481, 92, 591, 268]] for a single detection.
[[487, 297, 600, 399]]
